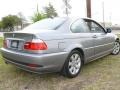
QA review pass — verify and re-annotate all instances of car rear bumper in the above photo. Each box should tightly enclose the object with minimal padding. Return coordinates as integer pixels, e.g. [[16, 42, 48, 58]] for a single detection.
[[1, 48, 68, 73]]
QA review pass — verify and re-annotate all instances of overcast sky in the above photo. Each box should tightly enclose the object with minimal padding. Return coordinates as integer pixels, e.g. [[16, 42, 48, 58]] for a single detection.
[[0, 0, 120, 24]]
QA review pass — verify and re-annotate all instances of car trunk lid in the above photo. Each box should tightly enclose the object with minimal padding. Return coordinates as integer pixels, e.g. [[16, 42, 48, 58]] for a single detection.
[[4, 32, 35, 51], [4, 32, 34, 40]]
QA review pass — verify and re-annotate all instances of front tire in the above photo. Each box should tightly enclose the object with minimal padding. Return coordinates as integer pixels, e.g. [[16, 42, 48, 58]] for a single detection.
[[111, 41, 120, 55], [62, 50, 83, 78]]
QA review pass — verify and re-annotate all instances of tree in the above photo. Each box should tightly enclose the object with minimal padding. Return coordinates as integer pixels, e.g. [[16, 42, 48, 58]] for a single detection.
[[2, 15, 21, 31], [44, 3, 58, 18], [31, 3, 46, 23], [31, 12, 46, 23], [0, 21, 3, 29]]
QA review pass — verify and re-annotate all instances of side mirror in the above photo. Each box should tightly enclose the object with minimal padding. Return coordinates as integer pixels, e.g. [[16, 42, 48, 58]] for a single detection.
[[106, 28, 112, 33]]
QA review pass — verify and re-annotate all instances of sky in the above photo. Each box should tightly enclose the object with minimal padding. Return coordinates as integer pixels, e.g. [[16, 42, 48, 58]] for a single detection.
[[0, 0, 120, 24]]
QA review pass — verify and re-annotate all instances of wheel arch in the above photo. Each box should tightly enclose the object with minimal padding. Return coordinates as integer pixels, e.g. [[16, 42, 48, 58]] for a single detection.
[[61, 47, 85, 77], [116, 38, 119, 42], [64, 44, 85, 64]]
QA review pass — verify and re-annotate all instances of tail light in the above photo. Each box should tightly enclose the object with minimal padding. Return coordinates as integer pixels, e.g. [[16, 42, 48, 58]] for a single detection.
[[24, 39, 47, 50]]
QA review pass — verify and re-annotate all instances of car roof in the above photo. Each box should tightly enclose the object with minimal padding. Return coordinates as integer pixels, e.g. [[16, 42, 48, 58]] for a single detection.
[[57, 17, 96, 22], [52, 17, 92, 20]]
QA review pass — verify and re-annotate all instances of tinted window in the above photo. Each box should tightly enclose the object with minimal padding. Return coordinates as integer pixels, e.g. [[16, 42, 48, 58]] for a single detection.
[[71, 19, 89, 33], [84, 20, 105, 33], [24, 18, 67, 30]]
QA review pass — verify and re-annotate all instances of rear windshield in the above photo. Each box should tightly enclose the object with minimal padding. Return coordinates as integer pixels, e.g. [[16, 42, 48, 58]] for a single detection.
[[24, 18, 67, 30]]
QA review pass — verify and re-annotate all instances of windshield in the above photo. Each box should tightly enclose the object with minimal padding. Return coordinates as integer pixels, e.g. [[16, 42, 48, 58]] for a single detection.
[[24, 18, 67, 30]]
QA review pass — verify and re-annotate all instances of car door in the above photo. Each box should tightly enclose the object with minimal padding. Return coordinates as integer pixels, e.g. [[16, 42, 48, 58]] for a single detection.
[[70, 19, 95, 61], [84, 19, 112, 58]]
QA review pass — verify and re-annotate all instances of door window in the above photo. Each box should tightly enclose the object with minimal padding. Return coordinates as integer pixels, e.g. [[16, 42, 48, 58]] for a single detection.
[[84, 20, 105, 33], [71, 19, 89, 33]]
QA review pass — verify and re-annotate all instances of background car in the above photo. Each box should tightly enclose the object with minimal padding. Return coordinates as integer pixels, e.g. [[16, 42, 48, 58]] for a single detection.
[[1, 17, 120, 78]]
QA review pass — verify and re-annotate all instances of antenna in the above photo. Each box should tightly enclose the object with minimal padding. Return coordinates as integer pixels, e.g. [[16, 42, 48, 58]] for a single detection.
[[102, 1, 105, 27]]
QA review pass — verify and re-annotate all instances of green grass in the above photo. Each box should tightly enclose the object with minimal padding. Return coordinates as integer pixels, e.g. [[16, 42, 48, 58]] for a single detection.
[[0, 37, 120, 90]]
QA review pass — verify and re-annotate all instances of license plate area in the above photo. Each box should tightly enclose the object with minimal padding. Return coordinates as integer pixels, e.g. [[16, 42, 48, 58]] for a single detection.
[[11, 40, 19, 49]]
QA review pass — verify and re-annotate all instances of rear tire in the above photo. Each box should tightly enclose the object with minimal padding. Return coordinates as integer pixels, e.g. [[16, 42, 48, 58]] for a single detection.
[[111, 41, 120, 55], [62, 50, 83, 78]]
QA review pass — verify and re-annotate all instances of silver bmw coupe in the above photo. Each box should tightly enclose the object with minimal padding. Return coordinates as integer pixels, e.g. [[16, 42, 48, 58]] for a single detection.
[[1, 17, 120, 78]]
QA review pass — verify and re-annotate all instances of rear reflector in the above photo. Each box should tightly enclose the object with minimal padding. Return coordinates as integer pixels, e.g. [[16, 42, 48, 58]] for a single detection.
[[27, 64, 39, 67], [24, 39, 47, 50]]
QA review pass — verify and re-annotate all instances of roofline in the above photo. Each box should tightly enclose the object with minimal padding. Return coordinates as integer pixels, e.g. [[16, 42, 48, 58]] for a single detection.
[[82, 18, 95, 21]]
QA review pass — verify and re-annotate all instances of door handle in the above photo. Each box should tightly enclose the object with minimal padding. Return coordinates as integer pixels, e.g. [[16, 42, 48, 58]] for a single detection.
[[92, 35, 97, 38]]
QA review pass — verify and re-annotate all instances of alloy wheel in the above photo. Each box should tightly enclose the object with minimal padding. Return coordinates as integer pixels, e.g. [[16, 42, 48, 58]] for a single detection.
[[68, 53, 81, 75], [112, 41, 120, 55]]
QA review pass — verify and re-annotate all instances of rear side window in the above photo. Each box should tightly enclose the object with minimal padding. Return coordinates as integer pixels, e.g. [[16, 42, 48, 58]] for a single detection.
[[24, 18, 67, 30], [71, 19, 89, 33]]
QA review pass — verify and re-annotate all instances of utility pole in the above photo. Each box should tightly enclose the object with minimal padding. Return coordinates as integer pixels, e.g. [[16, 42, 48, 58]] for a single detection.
[[109, 13, 112, 26], [102, 1, 105, 27], [37, 3, 39, 13], [62, 0, 72, 16], [86, 0, 91, 18]]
